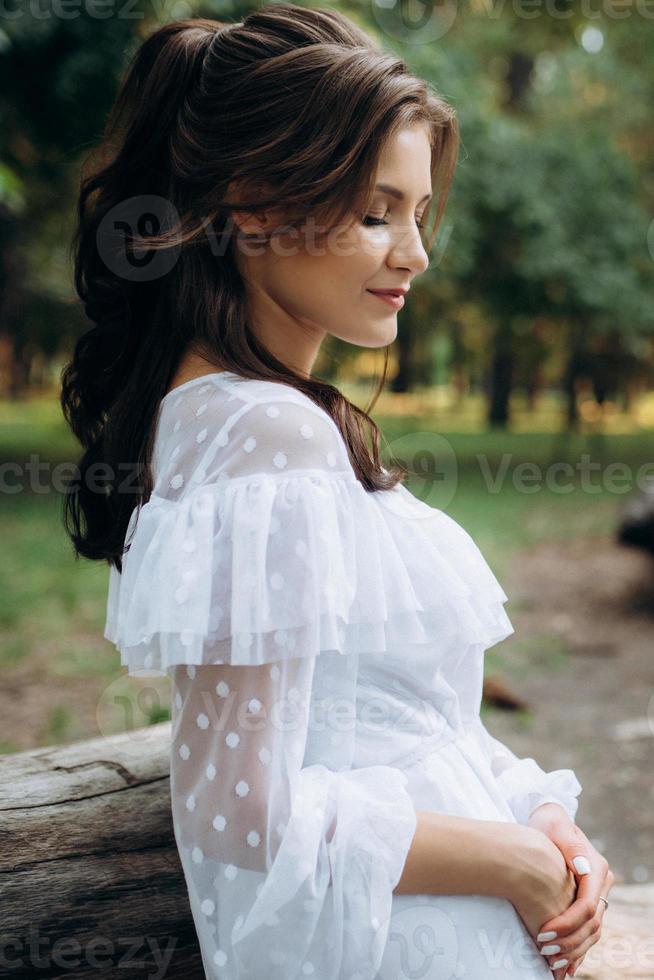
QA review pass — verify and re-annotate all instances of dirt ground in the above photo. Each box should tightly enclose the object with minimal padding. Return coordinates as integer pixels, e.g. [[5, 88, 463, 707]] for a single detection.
[[485, 532, 654, 887]]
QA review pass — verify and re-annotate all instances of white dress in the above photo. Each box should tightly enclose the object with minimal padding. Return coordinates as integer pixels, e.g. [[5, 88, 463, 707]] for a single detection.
[[104, 371, 583, 980]]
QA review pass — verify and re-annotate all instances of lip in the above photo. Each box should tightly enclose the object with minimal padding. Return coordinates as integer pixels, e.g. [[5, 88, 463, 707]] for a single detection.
[[366, 289, 405, 310]]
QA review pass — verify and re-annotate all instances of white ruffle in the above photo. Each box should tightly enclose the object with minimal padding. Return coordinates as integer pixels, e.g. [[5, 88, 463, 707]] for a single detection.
[[494, 758, 583, 825], [105, 473, 514, 675], [469, 715, 583, 826]]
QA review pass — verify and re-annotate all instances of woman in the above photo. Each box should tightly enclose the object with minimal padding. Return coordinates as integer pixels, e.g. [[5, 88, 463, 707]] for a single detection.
[[61, 5, 614, 978]]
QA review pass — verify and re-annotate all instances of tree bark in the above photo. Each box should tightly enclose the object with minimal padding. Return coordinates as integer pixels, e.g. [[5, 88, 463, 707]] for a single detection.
[[392, 305, 416, 393], [563, 320, 589, 431], [0, 722, 204, 979], [487, 319, 514, 428]]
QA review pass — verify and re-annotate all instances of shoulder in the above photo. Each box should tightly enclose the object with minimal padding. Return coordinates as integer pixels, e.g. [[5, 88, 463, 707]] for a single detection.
[[227, 379, 344, 462], [154, 375, 353, 497]]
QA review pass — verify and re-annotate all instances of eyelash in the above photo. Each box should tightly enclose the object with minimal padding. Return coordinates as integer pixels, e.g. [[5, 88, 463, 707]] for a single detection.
[[363, 215, 426, 230]]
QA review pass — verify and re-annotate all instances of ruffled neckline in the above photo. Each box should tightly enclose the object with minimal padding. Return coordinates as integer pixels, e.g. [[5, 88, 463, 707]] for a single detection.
[[105, 471, 514, 675]]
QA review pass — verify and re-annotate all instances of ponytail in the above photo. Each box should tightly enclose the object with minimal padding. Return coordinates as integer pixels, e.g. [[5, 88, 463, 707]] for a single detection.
[[61, 21, 225, 569]]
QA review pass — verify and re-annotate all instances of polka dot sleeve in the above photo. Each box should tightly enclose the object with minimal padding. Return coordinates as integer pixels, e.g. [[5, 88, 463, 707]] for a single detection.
[[169, 656, 417, 979], [105, 393, 379, 674]]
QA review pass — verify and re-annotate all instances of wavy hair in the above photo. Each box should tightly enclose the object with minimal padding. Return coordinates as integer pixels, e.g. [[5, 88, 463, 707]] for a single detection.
[[61, 2, 459, 570]]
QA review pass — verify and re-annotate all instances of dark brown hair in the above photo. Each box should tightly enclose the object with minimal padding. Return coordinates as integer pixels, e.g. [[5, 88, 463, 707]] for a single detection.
[[61, 2, 459, 571]]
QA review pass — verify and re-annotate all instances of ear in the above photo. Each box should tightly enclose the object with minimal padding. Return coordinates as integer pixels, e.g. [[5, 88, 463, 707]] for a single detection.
[[226, 177, 276, 239], [231, 210, 269, 238]]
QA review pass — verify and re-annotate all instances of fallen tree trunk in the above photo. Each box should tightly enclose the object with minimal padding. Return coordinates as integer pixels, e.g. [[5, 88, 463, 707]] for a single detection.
[[0, 722, 202, 979], [1, 722, 652, 978]]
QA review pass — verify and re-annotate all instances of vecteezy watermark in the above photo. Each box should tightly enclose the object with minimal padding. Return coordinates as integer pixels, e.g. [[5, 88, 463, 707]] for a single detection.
[[377, 898, 560, 979], [95, 671, 171, 759], [96, 195, 182, 282], [2, 447, 654, 499], [384, 431, 459, 509], [3, 0, 653, 25], [370, 0, 459, 46], [377, 900, 460, 980], [367, 0, 654, 49], [0, 456, 144, 495], [0, 0, 179, 20], [94, 196, 445, 283], [481, 0, 654, 19], [381, 433, 654, 507], [96, 668, 461, 759], [106, 677, 459, 740], [564, 933, 654, 972], [0, 925, 177, 979], [477, 453, 654, 496]]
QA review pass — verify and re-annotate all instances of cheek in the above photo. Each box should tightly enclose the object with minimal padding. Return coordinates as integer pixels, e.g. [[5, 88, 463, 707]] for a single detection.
[[265, 224, 389, 317], [318, 229, 388, 292], [278, 242, 377, 303], [265, 255, 345, 318]]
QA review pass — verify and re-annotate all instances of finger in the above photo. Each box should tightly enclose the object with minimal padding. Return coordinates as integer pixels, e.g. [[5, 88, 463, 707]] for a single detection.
[[563, 840, 614, 906], [541, 883, 609, 968], [568, 953, 586, 977], [552, 921, 600, 965], [558, 892, 608, 962], [539, 866, 605, 939], [554, 832, 594, 883], [570, 853, 592, 877], [543, 890, 608, 960], [565, 850, 600, 898], [549, 957, 573, 978]]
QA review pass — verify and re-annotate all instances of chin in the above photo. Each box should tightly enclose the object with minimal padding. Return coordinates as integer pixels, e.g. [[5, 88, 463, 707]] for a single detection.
[[330, 318, 397, 348], [368, 323, 398, 347]]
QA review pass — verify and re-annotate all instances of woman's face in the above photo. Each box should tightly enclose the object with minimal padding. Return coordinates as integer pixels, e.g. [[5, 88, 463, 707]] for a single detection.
[[232, 123, 433, 376]]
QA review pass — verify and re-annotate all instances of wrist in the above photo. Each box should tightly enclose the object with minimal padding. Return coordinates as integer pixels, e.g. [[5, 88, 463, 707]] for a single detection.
[[527, 802, 572, 832], [494, 822, 550, 903]]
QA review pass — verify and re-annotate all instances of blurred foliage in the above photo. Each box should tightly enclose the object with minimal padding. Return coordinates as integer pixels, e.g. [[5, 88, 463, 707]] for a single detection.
[[0, 0, 653, 425]]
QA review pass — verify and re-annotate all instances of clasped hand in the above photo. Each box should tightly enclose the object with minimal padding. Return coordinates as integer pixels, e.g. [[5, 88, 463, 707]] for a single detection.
[[513, 804, 615, 979]]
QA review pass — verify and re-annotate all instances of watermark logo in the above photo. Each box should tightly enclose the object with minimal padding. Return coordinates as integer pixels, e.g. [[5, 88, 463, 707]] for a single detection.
[[96, 195, 181, 282], [370, 0, 459, 45], [384, 430, 459, 509], [378, 901, 459, 980], [96, 673, 170, 759]]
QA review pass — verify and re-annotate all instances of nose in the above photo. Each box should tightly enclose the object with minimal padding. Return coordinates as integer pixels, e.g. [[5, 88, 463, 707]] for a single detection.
[[386, 221, 430, 277]]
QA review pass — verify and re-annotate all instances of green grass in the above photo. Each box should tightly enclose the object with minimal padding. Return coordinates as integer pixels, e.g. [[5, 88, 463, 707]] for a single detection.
[[373, 418, 648, 577], [0, 393, 78, 463], [0, 491, 115, 674]]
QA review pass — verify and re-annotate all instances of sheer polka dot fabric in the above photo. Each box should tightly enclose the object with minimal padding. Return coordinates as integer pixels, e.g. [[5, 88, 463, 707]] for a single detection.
[[104, 374, 521, 675], [104, 372, 582, 980], [169, 655, 417, 979], [154, 376, 348, 503]]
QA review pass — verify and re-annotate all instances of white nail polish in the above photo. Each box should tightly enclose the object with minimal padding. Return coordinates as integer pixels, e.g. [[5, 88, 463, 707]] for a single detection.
[[541, 944, 561, 955], [573, 855, 591, 875], [537, 931, 558, 941], [552, 958, 569, 969]]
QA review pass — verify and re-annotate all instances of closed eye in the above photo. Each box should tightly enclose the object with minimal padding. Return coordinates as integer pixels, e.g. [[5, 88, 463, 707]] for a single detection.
[[363, 216, 426, 229]]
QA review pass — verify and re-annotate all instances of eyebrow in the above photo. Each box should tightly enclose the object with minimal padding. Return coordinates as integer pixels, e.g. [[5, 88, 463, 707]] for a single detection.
[[375, 183, 432, 204]]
